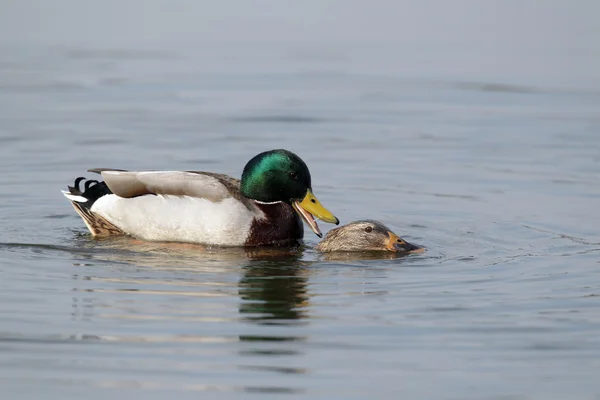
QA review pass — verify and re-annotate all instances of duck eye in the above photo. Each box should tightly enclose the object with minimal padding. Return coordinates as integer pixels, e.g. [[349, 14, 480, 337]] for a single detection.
[[289, 171, 298, 180], [365, 226, 373, 233]]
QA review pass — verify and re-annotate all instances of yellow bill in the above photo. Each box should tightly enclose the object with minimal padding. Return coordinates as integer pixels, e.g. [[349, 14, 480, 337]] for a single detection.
[[293, 190, 339, 238]]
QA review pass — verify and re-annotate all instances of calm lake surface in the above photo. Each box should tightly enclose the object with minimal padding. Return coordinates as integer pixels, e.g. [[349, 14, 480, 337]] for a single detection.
[[1, 3, 600, 399]]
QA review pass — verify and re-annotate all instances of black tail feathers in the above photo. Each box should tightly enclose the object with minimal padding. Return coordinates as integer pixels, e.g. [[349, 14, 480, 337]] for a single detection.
[[67, 177, 113, 208], [64, 176, 123, 236]]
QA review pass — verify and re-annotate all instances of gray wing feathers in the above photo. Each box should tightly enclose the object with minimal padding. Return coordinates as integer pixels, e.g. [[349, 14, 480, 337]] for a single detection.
[[91, 170, 237, 202]]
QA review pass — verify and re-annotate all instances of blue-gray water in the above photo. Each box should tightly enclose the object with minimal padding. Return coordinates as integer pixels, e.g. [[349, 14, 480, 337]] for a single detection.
[[1, 2, 600, 399]]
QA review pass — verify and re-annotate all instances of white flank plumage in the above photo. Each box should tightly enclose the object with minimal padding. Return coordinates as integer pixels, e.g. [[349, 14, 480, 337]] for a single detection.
[[91, 194, 262, 246]]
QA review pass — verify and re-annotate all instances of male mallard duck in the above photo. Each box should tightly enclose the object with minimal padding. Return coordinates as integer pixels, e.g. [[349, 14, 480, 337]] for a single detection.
[[62, 149, 339, 247], [316, 220, 422, 253]]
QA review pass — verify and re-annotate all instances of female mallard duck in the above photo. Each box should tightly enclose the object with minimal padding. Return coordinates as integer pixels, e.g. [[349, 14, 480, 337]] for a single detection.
[[316, 220, 422, 253], [62, 149, 339, 247]]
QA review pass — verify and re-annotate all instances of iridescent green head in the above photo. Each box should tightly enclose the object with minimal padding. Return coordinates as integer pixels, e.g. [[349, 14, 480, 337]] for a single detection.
[[241, 149, 310, 203], [240, 149, 339, 237]]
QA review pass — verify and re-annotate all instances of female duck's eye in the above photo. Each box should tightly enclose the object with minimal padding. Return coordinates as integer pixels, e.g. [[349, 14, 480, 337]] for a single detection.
[[289, 172, 298, 180], [365, 226, 373, 233]]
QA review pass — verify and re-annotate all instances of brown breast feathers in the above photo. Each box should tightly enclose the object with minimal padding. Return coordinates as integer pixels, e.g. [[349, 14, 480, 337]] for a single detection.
[[245, 202, 304, 247]]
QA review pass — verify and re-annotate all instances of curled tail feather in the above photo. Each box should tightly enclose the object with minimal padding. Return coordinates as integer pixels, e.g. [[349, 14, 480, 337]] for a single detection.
[[62, 177, 124, 237]]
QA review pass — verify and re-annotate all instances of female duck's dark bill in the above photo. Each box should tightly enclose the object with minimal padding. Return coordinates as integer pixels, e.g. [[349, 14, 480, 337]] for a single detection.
[[292, 189, 339, 238]]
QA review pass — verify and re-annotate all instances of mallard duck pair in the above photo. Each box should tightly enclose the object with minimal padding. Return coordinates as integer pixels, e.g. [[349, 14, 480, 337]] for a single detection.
[[63, 149, 421, 254]]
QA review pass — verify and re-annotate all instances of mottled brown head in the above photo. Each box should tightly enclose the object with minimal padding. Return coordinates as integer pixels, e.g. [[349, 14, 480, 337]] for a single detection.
[[315, 220, 422, 253]]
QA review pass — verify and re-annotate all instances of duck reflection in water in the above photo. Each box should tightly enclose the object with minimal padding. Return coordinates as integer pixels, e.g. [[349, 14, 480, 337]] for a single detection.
[[237, 249, 310, 373], [238, 249, 309, 325]]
